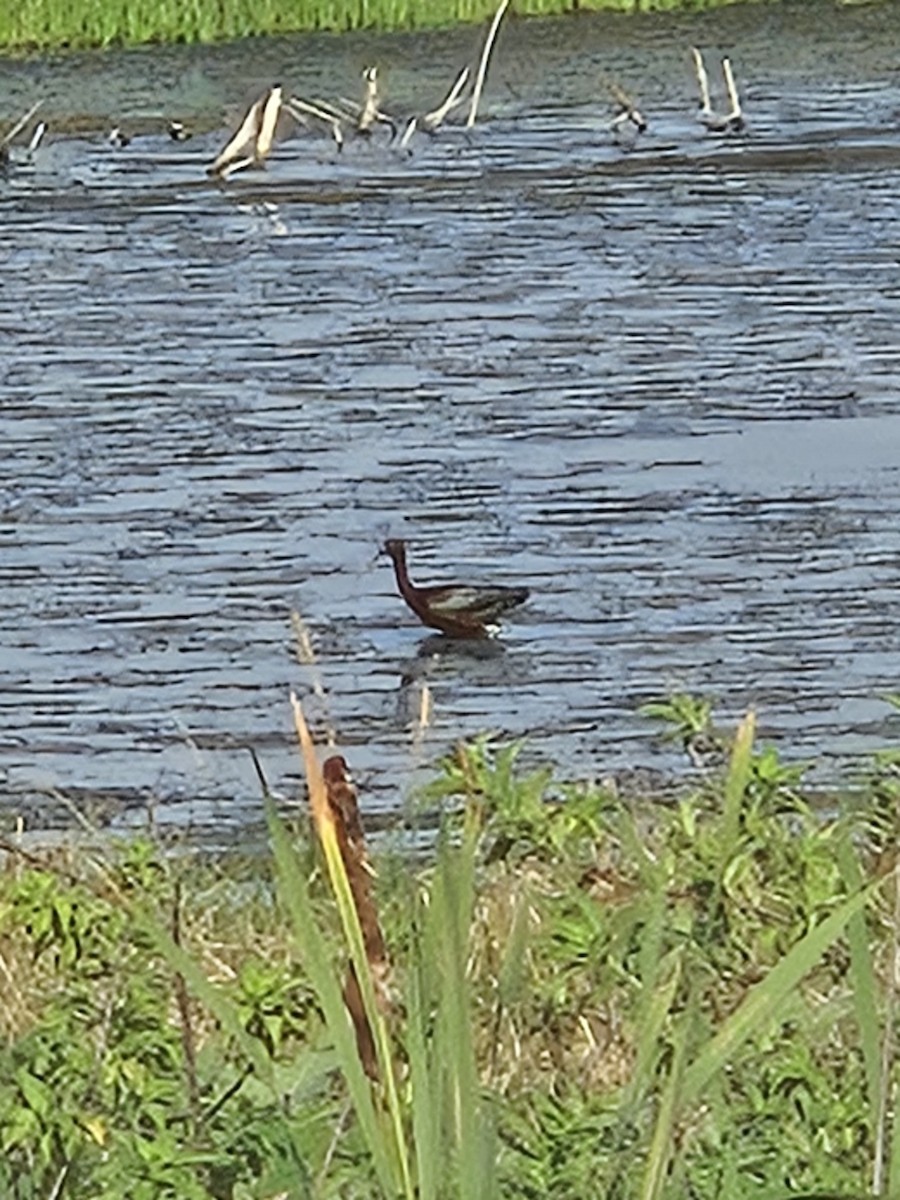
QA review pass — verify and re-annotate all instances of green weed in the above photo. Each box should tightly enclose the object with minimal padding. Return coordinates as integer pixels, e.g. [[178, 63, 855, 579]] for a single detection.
[[0, 699, 897, 1197]]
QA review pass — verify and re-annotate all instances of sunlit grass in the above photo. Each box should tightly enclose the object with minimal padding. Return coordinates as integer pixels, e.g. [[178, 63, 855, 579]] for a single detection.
[[3, 698, 899, 1196], [1, 0, 759, 52]]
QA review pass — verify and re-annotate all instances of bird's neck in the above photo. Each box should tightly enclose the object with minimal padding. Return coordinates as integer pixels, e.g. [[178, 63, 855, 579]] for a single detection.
[[391, 548, 416, 600]]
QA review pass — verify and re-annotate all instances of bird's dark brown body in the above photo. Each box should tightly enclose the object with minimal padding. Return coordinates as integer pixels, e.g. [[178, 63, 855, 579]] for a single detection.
[[384, 538, 528, 638]]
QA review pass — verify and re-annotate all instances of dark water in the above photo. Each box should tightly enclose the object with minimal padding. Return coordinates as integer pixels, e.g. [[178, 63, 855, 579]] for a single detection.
[[2, 3, 900, 834]]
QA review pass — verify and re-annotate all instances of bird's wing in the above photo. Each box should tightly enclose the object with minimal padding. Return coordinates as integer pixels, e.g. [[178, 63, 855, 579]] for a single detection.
[[427, 585, 527, 619]]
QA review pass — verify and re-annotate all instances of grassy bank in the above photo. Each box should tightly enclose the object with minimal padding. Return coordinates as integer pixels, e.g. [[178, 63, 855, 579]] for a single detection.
[[2, 699, 899, 1198], [3, 0, 751, 53]]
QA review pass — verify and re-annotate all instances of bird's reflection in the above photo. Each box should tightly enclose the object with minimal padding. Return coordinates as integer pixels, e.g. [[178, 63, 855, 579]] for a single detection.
[[400, 633, 507, 688], [395, 633, 519, 741]]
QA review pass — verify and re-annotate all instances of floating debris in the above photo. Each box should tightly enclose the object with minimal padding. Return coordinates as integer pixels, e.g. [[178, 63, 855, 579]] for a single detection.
[[1, 100, 44, 172], [467, 0, 510, 129], [167, 120, 191, 142], [423, 65, 470, 132], [357, 66, 381, 134], [607, 81, 648, 140], [28, 122, 47, 153], [400, 64, 472, 148], [207, 84, 283, 178], [336, 66, 398, 140], [202, 0, 511, 174], [691, 47, 745, 133], [108, 126, 131, 148], [283, 95, 345, 150]]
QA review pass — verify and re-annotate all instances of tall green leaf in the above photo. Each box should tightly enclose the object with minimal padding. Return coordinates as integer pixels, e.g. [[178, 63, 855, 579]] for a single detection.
[[683, 876, 882, 1104]]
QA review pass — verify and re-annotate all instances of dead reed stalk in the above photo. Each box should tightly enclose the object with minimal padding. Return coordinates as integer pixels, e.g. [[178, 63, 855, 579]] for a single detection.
[[467, 0, 511, 128]]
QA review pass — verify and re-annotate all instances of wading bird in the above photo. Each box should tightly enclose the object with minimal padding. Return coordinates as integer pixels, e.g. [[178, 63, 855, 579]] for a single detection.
[[384, 538, 529, 638]]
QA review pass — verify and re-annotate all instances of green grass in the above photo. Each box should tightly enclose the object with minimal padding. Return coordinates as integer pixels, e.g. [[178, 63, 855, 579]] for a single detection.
[[2, 698, 900, 1197], [1, 0, 767, 53]]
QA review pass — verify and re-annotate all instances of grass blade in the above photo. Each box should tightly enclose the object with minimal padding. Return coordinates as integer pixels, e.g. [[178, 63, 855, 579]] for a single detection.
[[640, 998, 693, 1200], [835, 834, 882, 1128], [132, 904, 275, 1088], [721, 709, 756, 865], [683, 875, 882, 1104], [266, 800, 401, 1196], [289, 695, 413, 1198]]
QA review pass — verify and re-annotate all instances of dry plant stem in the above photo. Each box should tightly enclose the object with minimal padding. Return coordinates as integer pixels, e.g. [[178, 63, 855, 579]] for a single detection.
[[290, 692, 329, 829], [0, 949, 26, 1035], [411, 683, 432, 754], [249, 747, 271, 797], [46, 1163, 69, 1200], [201, 1064, 254, 1126], [873, 859, 900, 1194], [1, 100, 42, 148], [467, 0, 511, 128], [172, 879, 201, 1119], [424, 65, 471, 130], [691, 46, 712, 115], [208, 94, 264, 175], [722, 57, 742, 120], [255, 85, 283, 159], [0, 837, 84, 885], [317, 1101, 353, 1190], [290, 610, 336, 746], [207, 86, 282, 177], [285, 98, 344, 148], [40, 786, 96, 834]]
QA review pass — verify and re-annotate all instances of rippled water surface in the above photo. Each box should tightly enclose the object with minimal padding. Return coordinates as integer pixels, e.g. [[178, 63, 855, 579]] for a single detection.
[[2, 3, 900, 832]]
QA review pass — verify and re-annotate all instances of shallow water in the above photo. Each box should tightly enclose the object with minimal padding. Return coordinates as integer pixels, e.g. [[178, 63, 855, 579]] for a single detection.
[[2, 3, 900, 834]]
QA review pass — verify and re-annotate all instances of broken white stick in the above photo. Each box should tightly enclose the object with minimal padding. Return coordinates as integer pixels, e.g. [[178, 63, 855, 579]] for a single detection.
[[467, 0, 511, 129], [424, 65, 470, 131], [1, 100, 43, 150], [722, 57, 743, 127], [207, 85, 283, 177], [358, 66, 379, 133], [691, 46, 713, 118], [285, 97, 345, 150]]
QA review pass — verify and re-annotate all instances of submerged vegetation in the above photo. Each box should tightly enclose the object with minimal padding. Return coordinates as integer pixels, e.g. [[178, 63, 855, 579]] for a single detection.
[[3, 0, 759, 53], [3, 695, 900, 1198]]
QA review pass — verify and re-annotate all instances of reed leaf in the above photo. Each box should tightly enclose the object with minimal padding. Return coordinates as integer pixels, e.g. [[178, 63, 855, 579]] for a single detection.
[[265, 798, 403, 1197], [131, 902, 276, 1089], [721, 708, 756, 866], [889, 1086, 900, 1199], [640, 996, 693, 1200], [424, 811, 498, 1198], [835, 835, 882, 1128], [406, 947, 439, 1200], [622, 944, 683, 1119], [288, 696, 412, 1199]]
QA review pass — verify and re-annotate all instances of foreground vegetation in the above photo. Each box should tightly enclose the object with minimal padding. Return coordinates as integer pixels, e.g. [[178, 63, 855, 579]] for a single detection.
[[2, 0, 763, 54], [3, 696, 900, 1198]]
